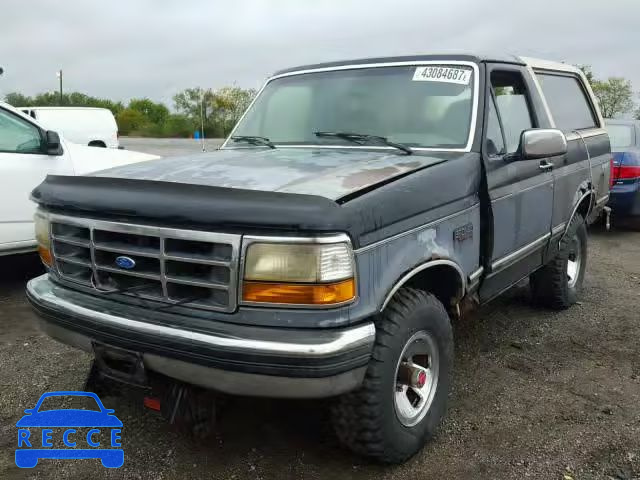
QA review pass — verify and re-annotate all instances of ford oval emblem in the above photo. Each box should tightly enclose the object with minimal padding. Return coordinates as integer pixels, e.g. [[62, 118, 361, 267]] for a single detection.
[[115, 256, 136, 270]]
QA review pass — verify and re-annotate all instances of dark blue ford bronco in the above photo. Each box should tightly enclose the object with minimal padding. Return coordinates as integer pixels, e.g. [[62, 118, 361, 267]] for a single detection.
[[27, 54, 611, 463]]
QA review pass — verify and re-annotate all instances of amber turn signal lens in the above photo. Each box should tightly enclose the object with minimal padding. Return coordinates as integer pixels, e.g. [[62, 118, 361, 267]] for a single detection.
[[242, 279, 355, 305], [38, 246, 53, 267]]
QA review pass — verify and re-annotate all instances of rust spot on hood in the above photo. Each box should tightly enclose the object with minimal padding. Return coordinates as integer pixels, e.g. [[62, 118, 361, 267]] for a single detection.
[[342, 166, 400, 189], [396, 161, 422, 169]]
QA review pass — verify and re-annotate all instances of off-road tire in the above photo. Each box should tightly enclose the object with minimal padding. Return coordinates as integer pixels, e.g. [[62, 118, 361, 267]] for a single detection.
[[331, 288, 454, 463], [530, 213, 588, 309]]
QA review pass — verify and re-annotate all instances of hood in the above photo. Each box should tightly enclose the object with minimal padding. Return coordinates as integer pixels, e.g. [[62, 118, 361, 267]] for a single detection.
[[91, 148, 448, 201], [65, 140, 159, 175]]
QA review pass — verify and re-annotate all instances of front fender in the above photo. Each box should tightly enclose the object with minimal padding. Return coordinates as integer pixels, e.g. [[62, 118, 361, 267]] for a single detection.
[[354, 203, 480, 313]]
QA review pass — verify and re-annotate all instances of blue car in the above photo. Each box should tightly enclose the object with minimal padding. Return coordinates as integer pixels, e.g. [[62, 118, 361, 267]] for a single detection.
[[15, 391, 123, 468], [606, 119, 640, 224]]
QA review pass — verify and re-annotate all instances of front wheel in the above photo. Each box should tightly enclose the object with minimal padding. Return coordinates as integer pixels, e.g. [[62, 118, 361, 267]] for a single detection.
[[530, 213, 588, 309], [331, 288, 453, 463]]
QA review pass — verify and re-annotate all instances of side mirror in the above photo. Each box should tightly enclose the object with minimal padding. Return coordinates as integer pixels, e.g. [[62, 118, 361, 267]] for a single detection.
[[519, 128, 567, 160], [45, 130, 63, 156], [23, 408, 34, 415]]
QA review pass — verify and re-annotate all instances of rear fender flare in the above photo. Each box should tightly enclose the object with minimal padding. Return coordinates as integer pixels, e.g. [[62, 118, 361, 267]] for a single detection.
[[561, 187, 594, 243]]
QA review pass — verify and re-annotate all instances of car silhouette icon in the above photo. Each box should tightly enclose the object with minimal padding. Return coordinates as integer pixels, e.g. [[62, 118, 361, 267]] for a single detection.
[[15, 391, 123, 468]]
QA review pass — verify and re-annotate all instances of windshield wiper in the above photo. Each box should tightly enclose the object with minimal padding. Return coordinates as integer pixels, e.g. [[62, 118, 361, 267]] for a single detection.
[[230, 135, 276, 149], [314, 131, 412, 155]]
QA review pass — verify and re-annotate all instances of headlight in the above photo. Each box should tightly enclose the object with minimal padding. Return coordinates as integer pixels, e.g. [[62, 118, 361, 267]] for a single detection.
[[242, 239, 356, 306], [34, 210, 52, 266]]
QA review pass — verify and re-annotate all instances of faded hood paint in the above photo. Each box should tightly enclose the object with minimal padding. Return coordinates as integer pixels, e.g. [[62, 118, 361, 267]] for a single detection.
[[91, 148, 447, 201]]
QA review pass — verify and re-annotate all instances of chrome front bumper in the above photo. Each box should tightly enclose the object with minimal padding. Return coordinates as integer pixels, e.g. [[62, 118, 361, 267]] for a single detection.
[[27, 274, 375, 398]]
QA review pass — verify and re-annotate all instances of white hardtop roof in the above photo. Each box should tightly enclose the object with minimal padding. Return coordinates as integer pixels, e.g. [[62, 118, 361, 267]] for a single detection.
[[519, 57, 582, 74]]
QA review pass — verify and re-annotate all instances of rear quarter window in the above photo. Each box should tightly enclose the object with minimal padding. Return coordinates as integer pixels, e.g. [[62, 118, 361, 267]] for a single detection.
[[606, 124, 635, 149], [535, 73, 598, 131]]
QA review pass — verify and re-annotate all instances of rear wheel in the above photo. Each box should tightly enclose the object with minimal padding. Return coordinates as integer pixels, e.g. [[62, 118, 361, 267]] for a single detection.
[[331, 288, 453, 463], [530, 213, 587, 309], [88, 141, 106, 148]]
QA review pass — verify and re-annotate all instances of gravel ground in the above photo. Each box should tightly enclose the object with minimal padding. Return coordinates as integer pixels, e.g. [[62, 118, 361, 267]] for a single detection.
[[1, 226, 639, 479]]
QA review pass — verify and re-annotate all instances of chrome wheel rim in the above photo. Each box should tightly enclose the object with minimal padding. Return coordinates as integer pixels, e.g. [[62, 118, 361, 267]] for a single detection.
[[567, 234, 582, 289], [393, 331, 439, 427]]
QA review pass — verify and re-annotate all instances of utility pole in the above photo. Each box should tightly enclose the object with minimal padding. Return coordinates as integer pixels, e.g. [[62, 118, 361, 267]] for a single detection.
[[56, 70, 63, 105]]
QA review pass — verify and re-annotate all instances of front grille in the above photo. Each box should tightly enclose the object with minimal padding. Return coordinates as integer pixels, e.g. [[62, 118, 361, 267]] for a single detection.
[[49, 214, 241, 312]]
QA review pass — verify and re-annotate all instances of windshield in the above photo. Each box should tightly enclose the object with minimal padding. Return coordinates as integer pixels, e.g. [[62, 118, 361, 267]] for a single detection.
[[230, 64, 475, 150], [606, 124, 635, 150]]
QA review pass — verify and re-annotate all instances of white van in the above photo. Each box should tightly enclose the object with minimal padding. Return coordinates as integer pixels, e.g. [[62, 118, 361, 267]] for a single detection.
[[20, 107, 119, 148]]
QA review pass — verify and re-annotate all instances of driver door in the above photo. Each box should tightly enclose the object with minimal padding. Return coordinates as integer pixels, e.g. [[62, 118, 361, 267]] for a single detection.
[[0, 106, 73, 250], [479, 66, 554, 301]]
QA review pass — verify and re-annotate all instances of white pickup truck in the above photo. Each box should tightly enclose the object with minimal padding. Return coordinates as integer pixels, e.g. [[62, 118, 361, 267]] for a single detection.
[[0, 102, 158, 256]]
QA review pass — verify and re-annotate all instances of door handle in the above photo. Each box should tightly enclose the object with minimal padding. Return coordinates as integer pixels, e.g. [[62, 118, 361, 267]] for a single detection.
[[539, 160, 553, 171]]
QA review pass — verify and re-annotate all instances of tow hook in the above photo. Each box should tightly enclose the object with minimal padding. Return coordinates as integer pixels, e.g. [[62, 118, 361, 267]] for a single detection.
[[603, 206, 612, 231]]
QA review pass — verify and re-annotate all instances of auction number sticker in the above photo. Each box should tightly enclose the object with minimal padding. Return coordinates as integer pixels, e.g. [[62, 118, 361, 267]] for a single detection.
[[413, 66, 472, 85]]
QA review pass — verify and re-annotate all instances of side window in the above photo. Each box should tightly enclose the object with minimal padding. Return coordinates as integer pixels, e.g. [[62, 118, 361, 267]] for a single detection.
[[536, 73, 597, 131], [485, 96, 505, 155], [0, 108, 43, 154], [491, 71, 534, 153]]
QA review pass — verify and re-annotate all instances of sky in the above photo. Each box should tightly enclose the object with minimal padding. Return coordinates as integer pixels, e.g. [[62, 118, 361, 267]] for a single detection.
[[1, 0, 639, 108]]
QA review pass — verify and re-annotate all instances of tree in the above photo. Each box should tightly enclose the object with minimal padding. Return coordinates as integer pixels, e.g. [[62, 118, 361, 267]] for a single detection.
[[64, 92, 124, 114], [173, 88, 216, 122], [591, 77, 634, 119], [162, 114, 195, 137], [4, 90, 124, 115], [128, 98, 169, 125], [7, 84, 257, 138], [213, 86, 257, 135], [576, 64, 595, 85], [173, 86, 256, 137], [575, 65, 636, 119], [4, 92, 33, 107], [116, 108, 147, 135]]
